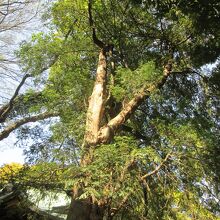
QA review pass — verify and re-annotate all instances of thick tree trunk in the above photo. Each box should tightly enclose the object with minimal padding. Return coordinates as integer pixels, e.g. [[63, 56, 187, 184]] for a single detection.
[[66, 2, 173, 217], [67, 48, 108, 220], [67, 198, 104, 220], [66, 54, 173, 220]]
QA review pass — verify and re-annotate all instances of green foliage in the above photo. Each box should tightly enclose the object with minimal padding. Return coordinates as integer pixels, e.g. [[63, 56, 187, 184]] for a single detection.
[[10, 0, 220, 219], [111, 62, 161, 101], [17, 33, 62, 76]]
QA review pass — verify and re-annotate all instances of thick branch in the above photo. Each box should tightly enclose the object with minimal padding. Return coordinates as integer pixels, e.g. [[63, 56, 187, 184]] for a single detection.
[[0, 112, 58, 141], [84, 49, 108, 146], [96, 63, 174, 144], [107, 72, 171, 132]]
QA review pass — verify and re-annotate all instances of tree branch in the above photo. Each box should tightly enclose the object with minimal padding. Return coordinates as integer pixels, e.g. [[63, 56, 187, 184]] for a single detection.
[[141, 152, 172, 180], [110, 193, 130, 217], [0, 73, 30, 123], [0, 112, 58, 141], [88, 0, 105, 48], [107, 71, 172, 132], [0, 53, 60, 124], [96, 64, 176, 144]]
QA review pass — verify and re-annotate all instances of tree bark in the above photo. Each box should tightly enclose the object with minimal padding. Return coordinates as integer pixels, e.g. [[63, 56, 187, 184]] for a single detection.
[[67, 198, 104, 220], [0, 112, 57, 141], [84, 49, 107, 147]]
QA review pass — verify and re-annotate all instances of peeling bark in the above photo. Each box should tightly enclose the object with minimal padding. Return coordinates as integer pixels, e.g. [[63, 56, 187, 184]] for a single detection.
[[84, 49, 108, 146]]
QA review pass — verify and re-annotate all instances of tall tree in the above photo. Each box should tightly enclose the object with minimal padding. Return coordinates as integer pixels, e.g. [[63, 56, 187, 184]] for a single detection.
[[2, 0, 220, 219]]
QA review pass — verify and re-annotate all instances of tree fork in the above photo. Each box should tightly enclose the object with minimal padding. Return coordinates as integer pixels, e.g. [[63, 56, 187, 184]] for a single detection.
[[97, 66, 173, 144]]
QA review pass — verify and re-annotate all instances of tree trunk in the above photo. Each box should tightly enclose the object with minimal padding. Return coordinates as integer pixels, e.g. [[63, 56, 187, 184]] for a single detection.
[[66, 51, 173, 219], [66, 2, 173, 216], [67, 198, 104, 220], [84, 49, 107, 146], [66, 48, 108, 220]]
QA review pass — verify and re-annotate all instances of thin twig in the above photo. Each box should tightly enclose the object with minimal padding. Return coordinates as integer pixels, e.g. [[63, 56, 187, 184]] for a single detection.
[[141, 152, 172, 180]]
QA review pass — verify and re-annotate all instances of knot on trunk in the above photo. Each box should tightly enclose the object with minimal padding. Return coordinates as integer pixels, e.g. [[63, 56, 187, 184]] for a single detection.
[[163, 60, 173, 76], [98, 125, 114, 144]]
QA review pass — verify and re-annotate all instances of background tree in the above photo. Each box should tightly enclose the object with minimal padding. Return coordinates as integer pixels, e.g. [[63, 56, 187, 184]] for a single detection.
[[0, 0, 59, 143], [1, 0, 220, 220]]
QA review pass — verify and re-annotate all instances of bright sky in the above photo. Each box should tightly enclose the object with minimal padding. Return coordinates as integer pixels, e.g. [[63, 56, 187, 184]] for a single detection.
[[0, 133, 25, 166], [0, 2, 44, 167]]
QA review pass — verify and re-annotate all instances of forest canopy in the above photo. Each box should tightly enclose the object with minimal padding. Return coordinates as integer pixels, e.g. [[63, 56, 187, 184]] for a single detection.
[[0, 0, 220, 219]]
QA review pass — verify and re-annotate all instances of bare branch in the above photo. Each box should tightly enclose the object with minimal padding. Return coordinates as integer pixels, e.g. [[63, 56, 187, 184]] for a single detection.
[[0, 0, 40, 32]]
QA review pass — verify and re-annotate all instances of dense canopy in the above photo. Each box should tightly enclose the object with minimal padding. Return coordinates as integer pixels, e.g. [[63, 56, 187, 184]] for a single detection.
[[0, 0, 220, 219]]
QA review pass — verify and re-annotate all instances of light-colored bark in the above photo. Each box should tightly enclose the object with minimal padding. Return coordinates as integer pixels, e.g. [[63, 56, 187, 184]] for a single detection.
[[97, 69, 172, 144], [84, 49, 107, 146]]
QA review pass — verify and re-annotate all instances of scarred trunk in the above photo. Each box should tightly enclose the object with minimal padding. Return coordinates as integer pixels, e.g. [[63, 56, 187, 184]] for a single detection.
[[84, 49, 107, 146]]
